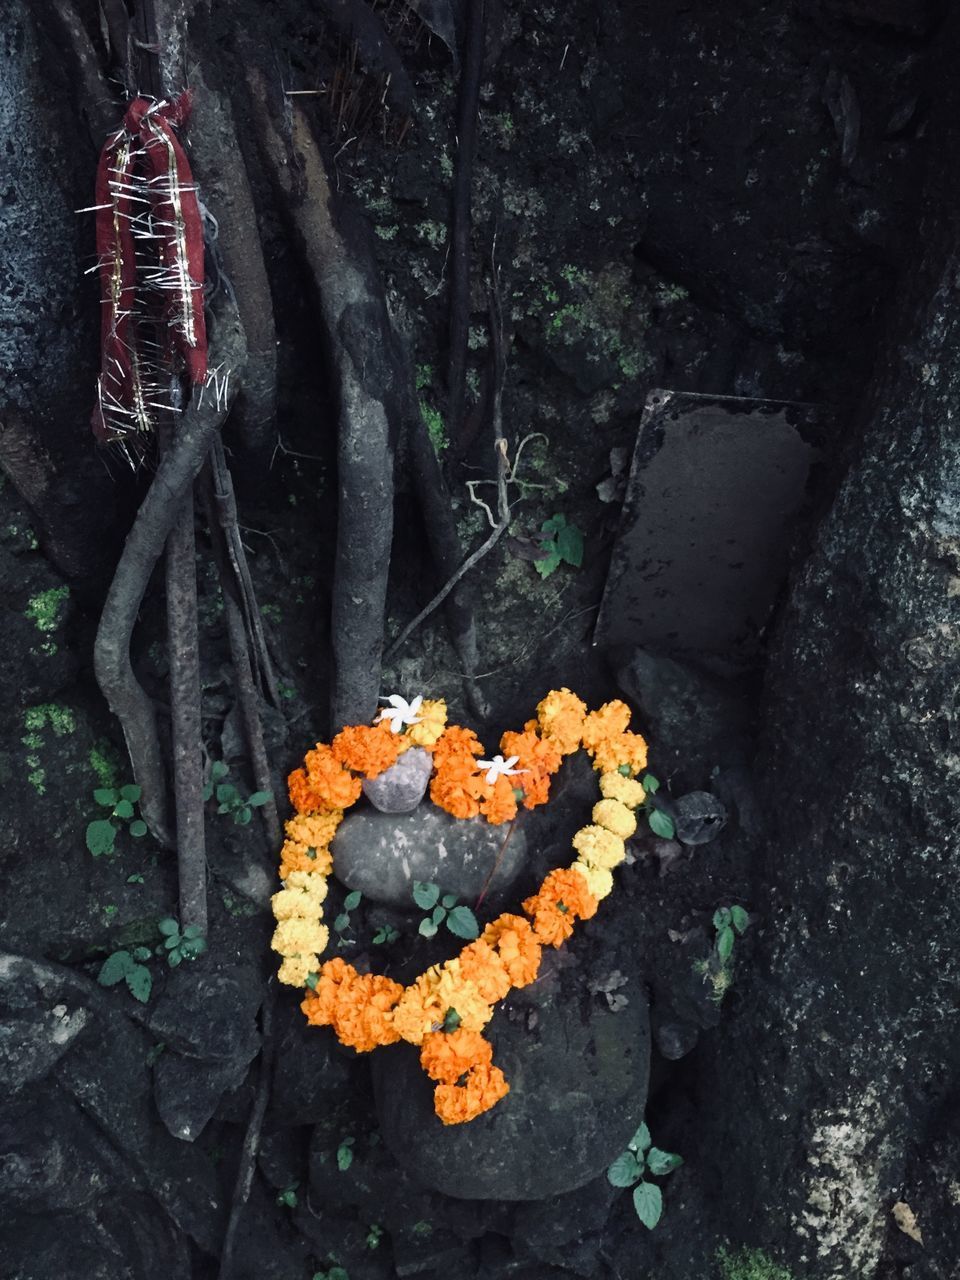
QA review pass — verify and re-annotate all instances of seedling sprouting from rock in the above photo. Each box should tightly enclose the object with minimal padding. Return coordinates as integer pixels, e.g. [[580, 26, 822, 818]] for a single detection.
[[607, 1121, 683, 1229]]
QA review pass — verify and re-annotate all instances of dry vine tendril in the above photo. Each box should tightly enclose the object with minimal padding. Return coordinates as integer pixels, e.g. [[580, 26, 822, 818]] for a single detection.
[[271, 689, 653, 1125]]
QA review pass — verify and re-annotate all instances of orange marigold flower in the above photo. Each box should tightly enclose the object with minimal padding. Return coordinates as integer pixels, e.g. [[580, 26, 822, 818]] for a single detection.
[[536, 688, 588, 754], [392, 961, 493, 1046], [481, 914, 542, 987], [458, 940, 512, 1003], [279, 839, 335, 880], [523, 867, 598, 948], [589, 729, 648, 776], [433, 1061, 510, 1125], [500, 728, 563, 809], [431, 725, 484, 769], [287, 767, 328, 815], [479, 774, 519, 825], [580, 700, 632, 754], [331, 722, 402, 779], [420, 1028, 493, 1084], [301, 957, 358, 1026], [330, 972, 405, 1052], [430, 768, 486, 821], [286, 811, 344, 847], [303, 744, 363, 809]]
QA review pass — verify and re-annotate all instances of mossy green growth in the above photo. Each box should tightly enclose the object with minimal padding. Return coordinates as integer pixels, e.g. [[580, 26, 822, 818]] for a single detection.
[[420, 403, 448, 456], [24, 704, 76, 736], [716, 1245, 796, 1280], [90, 742, 120, 790], [25, 586, 69, 633]]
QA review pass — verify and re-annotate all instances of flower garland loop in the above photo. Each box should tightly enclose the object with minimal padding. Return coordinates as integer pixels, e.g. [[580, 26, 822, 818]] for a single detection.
[[271, 689, 649, 1125]]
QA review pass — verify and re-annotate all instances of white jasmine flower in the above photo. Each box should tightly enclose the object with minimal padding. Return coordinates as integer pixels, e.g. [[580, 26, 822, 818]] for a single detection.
[[376, 693, 423, 734], [477, 754, 526, 785]]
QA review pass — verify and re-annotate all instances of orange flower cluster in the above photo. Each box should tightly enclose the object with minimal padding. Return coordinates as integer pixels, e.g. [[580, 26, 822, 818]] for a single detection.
[[275, 689, 654, 1124]]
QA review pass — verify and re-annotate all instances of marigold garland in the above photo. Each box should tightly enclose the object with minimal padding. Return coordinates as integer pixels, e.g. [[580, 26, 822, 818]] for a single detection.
[[272, 689, 650, 1124]]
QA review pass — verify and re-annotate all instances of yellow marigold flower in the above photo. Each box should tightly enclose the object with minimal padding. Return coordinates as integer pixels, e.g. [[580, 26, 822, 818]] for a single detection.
[[271, 885, 327, 920], [572, 824, 626, 869], [392, 961, 493, 1046], [592, 798, 637, 839], [407, 698, 448, 747], [286, 811, 343, 847], [536, 688, 587, 754], [580, 699, 632, 751], [590, 730, 648, 776], [284, 870, 330, 899], [599, 772, 647, 808], [271, 918, 330, 957], [278, 953, 318, 987], [570, 859, 614, 900]]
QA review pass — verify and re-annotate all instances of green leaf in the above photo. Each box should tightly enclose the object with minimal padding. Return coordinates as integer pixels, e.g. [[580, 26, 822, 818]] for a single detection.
[[442, 1007, 461, 1032], [419, 918, 438, 938], [126, 872, 144, 884], [182, 924, 202, 939], [648, 809, 675, 839], [157, 917, 179, 936], [441, 894, 458, 909], [86, 819, 117, 857], [629, 1122, 652, 1153], [119, 784, 142, 803], [125, 964, 153, 1003], [618, 764, 632, 776], [412, 881, 439, 910], [327, 1267, 350, 1280], [94, 787, 118, 807], [431, 904, 447, 925], [334, 914, 350, 931], [344, 891, 362, 911], [168, 950, 183, 968], [337, 1142, 354, 1172], [641, 773, 660, 793], [713, 908, 731, 930], [555, 521, 584, 568], [182, 937, 207, 958], [235, 807, 253, 825], [607, 1151, 644, 1187], [730, 905, 749, 934], [202, 784, 213, 801], [646, 1147, 684, 1176], [445, 906, 479, 940], [716, 925, 735, 962], [113, 799, 135, 820], [132, 946, 152, 962], [248, 791, 272, 806], [216, 783, 238, 803], [164, 935, 180, 950], [306, 972, 319, 990], [211, 760, 230, 781], [98, 951, 133, 986], [540, 513, 566, 535], [533, 549, 562, 579], [633, 1181, 663, 1229]]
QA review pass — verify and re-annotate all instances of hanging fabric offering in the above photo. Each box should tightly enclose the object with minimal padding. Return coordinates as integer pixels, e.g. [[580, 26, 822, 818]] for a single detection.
[[90, 93, 207, 448]]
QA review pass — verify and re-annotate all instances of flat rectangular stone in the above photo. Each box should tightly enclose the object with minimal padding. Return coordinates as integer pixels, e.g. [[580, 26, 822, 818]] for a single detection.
[[595, 390, 824, 669]]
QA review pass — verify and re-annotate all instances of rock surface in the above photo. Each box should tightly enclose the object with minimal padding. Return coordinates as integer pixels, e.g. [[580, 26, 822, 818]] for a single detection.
[[372, 980, 650, 1200], [362, 747, 434, 813], [332, 805, 527, 907]]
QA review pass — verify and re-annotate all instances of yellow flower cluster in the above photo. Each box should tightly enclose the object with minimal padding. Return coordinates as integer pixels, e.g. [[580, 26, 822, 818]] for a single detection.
[[272, 812, 338, 985], [568, 771, 647, 901]]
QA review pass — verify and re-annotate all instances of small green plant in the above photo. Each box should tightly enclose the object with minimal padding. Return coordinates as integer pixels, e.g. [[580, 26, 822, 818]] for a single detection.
[[157, 917, 207, 967], [716, 1245, 795, 1280], [97, 947, 153, 1003], [371, 923, 400, 945], [333, 891, 362, 947], [713, 905, 750, 963], [203, 760, 272, 826], [86, 783, 148, 856], [276, 1182, 299, 1209], [412, 882, 479, 940], [607, 1121, 683, 1229], [365, 1224, 383, 1250], [640, 772, 676, 839], [336, 1136, 355, 1171], [313, 1267, 349, 1280], [534, 513, 584, 579]]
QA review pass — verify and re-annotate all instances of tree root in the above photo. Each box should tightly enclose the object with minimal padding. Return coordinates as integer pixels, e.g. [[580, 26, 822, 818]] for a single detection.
[[93, 299, 247, 845], [246, 71, 395, 729]]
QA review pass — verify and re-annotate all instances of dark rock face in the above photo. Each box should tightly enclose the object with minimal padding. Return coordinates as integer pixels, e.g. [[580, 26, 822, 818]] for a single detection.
[[332, 805, 528, 907], [373, 984, 650, 1201]]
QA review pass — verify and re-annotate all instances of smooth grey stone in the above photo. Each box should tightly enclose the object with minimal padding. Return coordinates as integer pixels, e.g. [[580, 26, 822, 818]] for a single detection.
[[332, 805, 527, 907], [362, 747, 434, 813]]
